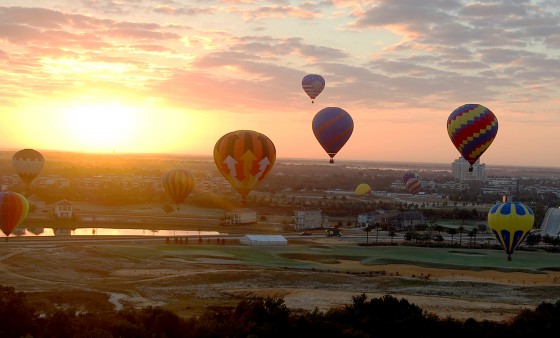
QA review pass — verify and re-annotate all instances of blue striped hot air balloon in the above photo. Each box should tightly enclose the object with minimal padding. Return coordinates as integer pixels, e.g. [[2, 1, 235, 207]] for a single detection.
[[302, 74, 325, 103], [487, 201, 534, 261], [447, 104, 498, 171], [312, 107, 354, 163]]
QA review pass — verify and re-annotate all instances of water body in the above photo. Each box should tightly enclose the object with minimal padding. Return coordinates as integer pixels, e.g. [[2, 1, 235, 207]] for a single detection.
[[5, 227, 223, 238]]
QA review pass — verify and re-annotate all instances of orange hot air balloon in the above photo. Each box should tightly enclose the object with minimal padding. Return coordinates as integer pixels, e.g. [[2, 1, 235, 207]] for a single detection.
[[213, 130, 276, 206], [162, 169, 195, 209], [0, 192, 29, 237]]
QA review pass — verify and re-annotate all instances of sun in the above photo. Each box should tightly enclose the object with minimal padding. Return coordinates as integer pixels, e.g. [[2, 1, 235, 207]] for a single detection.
[[63, 102, 140, 152]]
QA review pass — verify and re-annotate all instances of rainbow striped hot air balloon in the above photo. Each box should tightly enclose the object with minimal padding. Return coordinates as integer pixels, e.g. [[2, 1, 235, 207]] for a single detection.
[[487, 201, 534, 261], [312, 107, 354, 163], [447, 104, 498, 172], [0, 192, 29, 237], [214, 130, 276, 206], [162, 169, 195, 210], [404, 177, 421, 195]]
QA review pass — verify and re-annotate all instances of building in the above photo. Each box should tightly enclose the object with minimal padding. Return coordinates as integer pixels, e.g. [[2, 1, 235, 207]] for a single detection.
[[54, 199, 73, 218], [540, 207, 560, 237], [226, 208, 257, 224], [357, 209, 401, 227], [451, 157, 486, 180], [239, 234, 287, 246], [293, 210, 329, 230]]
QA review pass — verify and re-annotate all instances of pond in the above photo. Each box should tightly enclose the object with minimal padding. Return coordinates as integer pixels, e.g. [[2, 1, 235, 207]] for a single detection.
[[3, 226, 224, 237]]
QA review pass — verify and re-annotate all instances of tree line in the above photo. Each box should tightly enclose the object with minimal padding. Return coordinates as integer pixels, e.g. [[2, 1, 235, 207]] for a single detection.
[[1, 285, 559, 338]]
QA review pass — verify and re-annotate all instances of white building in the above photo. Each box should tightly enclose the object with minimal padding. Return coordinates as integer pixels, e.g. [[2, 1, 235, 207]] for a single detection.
[[540, 207, 560, 237], [293, 210, 328, 230], [226, 208, 257, 224], [54, 199, 73, 218], [239, 234, 287, 246], [451, 157, 486, 181]]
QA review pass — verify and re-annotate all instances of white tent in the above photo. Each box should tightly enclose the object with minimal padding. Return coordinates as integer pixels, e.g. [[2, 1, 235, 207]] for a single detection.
[[239, 234, 287, 246]]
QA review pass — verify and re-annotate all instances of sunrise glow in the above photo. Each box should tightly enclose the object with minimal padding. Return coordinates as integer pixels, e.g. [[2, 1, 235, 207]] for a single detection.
[[0, 1, 559, 167]]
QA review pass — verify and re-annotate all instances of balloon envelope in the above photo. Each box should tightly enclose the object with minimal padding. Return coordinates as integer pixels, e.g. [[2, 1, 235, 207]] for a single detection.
[[162, 169, 195, 207], [312, 107, 354, 163], [355, 183, 372, 196], [214, 130, 276, 205], [402, 172, 416, 185], [302, 74, 325, 102], [404, 178, 421, 195], [0, 192, 29, 236], [487, 201, 534, 261], [12, 148, 44, 188], [447, 104, 498, 167]]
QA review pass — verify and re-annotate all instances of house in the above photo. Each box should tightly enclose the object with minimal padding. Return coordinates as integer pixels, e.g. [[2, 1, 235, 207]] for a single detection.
[[27, 195, 46, 210], [54, 199, 73, 218], [239, 234, 287, 246]]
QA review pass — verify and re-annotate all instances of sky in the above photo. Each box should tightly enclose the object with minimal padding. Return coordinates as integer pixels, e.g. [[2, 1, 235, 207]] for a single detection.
[[1, 0, 559, 168]]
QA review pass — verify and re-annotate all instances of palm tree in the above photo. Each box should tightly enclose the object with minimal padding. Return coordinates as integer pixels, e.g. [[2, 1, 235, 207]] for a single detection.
[[458, 226, 465, 246], [448, 228, 458, 245]]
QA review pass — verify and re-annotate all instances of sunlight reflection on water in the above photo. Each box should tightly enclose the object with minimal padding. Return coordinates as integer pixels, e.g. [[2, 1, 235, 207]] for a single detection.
[[4, 227, 223, 237]]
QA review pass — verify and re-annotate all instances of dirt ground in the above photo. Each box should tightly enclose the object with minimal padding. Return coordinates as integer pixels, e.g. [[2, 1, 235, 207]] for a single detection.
[[2, 235, 560, 324]]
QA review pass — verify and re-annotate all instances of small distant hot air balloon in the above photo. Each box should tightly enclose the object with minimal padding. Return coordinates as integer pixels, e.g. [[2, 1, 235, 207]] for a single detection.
[[404, 177, 421, 195], [487, 201, 534, 261], [355, 183, 372, 196], [12, 149, 44, 190], [0, 192, 29, 237], [214, 130, 276, 206], [312, 107, 354, 164], [302, 74, 325, 103], [402, 172, 416, 185], [447, 104, 498, 172], [162, 169, 195, 210]]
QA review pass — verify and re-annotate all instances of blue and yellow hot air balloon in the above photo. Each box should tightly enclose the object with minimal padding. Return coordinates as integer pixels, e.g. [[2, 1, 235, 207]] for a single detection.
[[162, 169, 195, 210], [312, 107, 354, 163], [447, 104, 498, 172], [487, 201, 534, 261]]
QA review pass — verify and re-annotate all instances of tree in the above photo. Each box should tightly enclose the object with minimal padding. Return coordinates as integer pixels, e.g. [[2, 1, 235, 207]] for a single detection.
[[448, 228, 458, 245], [458, 226, 465, 246]]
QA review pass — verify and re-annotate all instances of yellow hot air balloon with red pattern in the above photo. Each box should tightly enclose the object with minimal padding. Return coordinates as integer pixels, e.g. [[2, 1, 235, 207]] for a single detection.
[[162, 169, 195, 210], [214, 130, 276, 206]]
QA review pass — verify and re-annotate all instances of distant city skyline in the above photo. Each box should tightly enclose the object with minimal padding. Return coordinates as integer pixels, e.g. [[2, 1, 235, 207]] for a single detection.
[[1, 1, 559, 168]]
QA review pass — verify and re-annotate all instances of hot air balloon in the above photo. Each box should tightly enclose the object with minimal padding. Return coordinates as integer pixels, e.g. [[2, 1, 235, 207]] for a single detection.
[[487, 201, 534, 261], [302, 74, 325, 103], [447, 104, 498, 172], [402, 172, 416, 185], [355, 183, 372, 196], [404, 177, 421, 195], [12, 148, 45, 190], [162, 169, 195, 210], [214, 130, 276, 206], [312, 107, 354, 163], [0, 192, 29, 237]]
